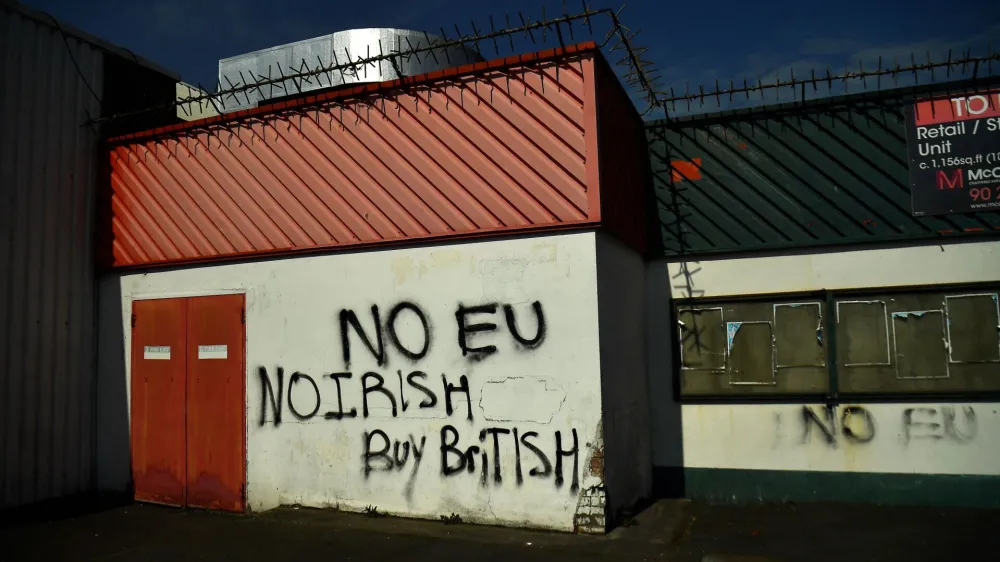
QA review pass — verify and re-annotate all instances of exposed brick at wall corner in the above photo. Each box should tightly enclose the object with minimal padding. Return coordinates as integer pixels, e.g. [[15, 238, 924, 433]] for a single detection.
[[589, 448, 604, 478], [573, 486, 607, 534], [573, 434, 608, 534]]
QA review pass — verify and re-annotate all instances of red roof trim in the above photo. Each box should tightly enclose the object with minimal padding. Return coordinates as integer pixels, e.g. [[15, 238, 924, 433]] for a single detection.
[[108, 41, 600, 144], [106, 219, 603, 271]]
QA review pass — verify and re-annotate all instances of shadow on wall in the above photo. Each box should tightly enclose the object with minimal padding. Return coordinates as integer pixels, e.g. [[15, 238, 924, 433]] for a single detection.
[[646, 263, 684, 498], [594, 233, 654, 527], [96, 274, 131, 496]]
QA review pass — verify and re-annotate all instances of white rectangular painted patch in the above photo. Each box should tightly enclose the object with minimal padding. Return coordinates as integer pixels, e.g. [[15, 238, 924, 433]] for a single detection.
[[198, 345, 228, 360], [143, 346, 171, 360]]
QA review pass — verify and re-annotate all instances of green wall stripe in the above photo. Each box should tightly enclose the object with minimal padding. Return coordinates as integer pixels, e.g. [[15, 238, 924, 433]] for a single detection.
[[680, 468, 1000, 509]]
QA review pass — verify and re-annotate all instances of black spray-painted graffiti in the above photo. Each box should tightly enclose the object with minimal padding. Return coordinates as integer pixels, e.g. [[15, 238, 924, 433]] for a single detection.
[[258, 299, 577, 494], [798, 405, 977, 447], [257, 367, 472, 424], [800, 405, 876, 445], [456, 302, 547, 361], [362, 425, 579, 492], [339, 302, 432, 368], [339, 300, 546, 367], [902, 406, 977, 445]]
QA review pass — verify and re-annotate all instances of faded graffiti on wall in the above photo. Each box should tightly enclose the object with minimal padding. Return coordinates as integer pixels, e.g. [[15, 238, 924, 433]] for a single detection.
[[256, 300, 584, 496], [782, 404, 978, 448]]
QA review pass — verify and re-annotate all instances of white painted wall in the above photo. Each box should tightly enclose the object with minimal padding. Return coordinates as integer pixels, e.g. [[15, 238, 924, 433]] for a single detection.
[[98, 232, 606, 531], [594, 233, 652, 518], [683, 403, 1000, 476], [665, 239, 1000, 299], [649, 239, 1000, 478]]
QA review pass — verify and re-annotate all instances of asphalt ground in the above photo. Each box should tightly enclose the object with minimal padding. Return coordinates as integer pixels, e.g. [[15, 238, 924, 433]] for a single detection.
[[2, 496, 997, 562]]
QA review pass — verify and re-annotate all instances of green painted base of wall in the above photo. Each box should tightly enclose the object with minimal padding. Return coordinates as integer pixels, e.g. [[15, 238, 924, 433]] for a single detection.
[[676, 468, 1000, 509]]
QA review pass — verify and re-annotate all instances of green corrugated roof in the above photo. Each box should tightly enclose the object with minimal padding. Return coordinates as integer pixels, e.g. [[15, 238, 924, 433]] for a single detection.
[[647, 80, 1000, 257]]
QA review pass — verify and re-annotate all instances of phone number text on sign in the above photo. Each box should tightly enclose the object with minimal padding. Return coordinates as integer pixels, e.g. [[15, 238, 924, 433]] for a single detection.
[[906, 90, 1000, 215]]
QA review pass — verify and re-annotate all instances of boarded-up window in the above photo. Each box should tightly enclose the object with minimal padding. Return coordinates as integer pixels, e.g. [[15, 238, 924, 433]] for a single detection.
[[675, 285, 1000, 398], [892, 310, 948, 379], [728, 322, 774, 384], [838, 301, 890, 366], [676, 300, 828, 397], [946, 294, 1000, 364], [678, 308, 725, 370], [833, 289, 1000, 394], [774, 303, 824, 367]]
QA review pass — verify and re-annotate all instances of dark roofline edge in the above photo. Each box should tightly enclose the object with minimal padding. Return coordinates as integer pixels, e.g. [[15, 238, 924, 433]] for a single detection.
[[2, 0, 181, 81], [645, 75, 1000, 128], [105, 41, 600, 144]]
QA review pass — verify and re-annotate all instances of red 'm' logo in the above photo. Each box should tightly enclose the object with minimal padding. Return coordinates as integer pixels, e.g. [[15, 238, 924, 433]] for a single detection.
[[936, 169, 964, 190]]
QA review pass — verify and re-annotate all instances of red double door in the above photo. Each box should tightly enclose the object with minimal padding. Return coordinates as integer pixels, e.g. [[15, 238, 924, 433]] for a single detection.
[[130, 294, 246, 512]]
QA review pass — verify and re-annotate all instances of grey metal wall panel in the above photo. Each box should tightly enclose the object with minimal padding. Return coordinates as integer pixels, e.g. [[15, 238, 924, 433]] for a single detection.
[[217, 28, 484, 112], [0, 5, 102, 508]]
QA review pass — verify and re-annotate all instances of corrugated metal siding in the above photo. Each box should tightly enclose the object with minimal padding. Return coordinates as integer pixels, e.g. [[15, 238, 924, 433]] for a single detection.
[[106, 47, 600, 267], [648, 95, 1000, 256], [0, 6, 101, 508], [593, 54, 654, 256]]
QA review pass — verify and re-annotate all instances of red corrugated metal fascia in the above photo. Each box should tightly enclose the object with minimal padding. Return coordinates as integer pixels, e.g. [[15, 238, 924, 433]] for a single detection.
[[105, 46, 599, 268], [105, 220, 598, 271], [592, 53, 654, 256], [107, 42, 600, 145]]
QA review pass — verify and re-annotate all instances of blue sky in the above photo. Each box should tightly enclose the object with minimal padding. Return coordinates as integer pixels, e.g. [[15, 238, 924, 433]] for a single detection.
[[25, 0, 1000, 115]]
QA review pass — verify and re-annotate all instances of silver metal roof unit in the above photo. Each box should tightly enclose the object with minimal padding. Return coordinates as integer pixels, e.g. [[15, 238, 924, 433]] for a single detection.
[[217, 28, 485, 113]]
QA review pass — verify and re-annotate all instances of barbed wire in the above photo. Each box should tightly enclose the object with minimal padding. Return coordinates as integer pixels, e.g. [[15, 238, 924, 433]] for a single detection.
[[645, 48, 999, 355], [660, 49, 999, 115], [92, 0, 1000, 127], [90, 2, 669, 127], [93, 2, 1000, 339]]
